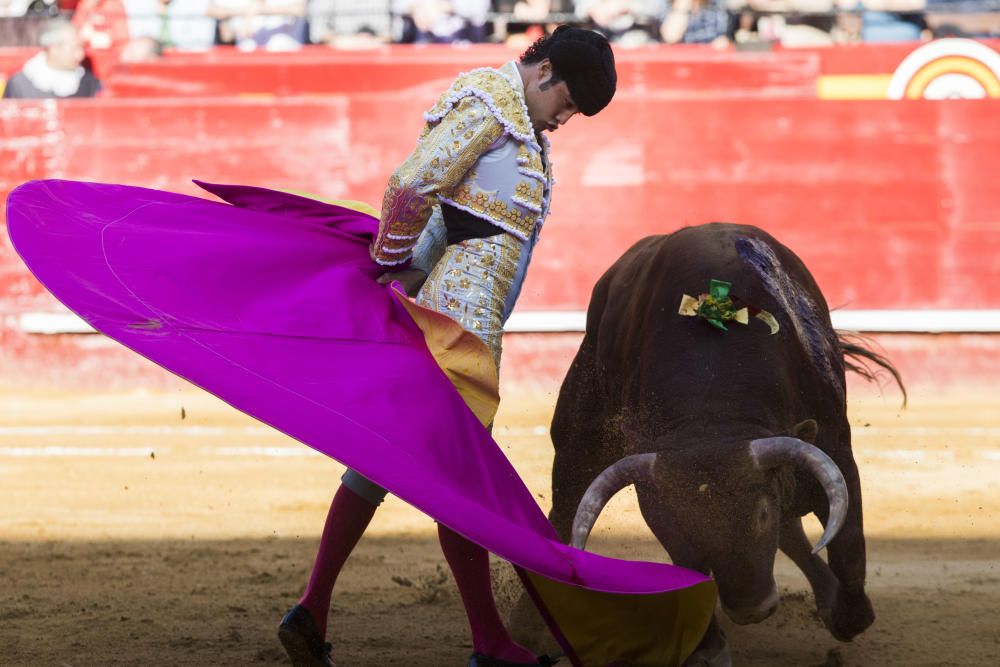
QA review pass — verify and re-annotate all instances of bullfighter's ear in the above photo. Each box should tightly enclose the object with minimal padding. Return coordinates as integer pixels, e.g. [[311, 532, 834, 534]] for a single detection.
[[792, 419, 819, 443]]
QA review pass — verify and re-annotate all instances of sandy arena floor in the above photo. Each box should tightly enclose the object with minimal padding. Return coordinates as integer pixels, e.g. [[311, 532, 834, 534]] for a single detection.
[[1, 386, 998, 666]]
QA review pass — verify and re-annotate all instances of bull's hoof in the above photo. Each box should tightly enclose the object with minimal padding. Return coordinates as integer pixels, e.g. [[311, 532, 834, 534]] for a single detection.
[[821, 589, 875, 642], [682, 621, 730, 667], [682, 643, 731, 667]]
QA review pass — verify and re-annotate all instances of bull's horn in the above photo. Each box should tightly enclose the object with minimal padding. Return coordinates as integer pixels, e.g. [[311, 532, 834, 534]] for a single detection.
[[570, 453, 658, 550], [749, 436, 848, 554]]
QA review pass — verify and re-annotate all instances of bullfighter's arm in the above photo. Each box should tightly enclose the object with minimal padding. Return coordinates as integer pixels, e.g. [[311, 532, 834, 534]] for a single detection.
[[376, 215, 447, 297], [410, 214, 448, 277], [370, 97, 505, 266]]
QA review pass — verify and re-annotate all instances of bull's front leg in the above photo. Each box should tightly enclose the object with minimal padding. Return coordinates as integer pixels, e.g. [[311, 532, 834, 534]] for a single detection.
[[814, 454, 875, 642], [680, 616, 731, 667], [778, 517, 838, 625]]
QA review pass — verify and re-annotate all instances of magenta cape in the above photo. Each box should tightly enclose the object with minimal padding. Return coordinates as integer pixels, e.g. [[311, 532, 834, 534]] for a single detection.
[[7, 179, 711, 597]]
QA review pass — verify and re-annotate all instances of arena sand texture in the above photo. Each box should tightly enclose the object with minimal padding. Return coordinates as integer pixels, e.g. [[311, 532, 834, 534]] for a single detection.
[[1, 383, 998, 666]]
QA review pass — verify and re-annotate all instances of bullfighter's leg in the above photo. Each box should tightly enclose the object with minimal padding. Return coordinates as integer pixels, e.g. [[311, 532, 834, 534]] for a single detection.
[[279, 476, 383, 666], [813, 446, 875, 642], [438, 525, 538, 664], [637, 486, 729, 667]]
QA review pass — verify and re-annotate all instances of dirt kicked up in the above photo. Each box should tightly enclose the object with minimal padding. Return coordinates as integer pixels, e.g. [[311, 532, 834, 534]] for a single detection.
[[1, 388, 997, 666]]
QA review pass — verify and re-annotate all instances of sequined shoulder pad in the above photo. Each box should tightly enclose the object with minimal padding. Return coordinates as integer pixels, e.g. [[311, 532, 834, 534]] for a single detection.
[[424, 68, 536, 148]]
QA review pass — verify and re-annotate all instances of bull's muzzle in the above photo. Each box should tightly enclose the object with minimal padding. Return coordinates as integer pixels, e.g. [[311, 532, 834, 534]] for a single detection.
[[721, 585, 780, 625]]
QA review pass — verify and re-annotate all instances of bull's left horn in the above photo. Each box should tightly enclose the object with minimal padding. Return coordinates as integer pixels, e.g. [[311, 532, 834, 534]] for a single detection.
[[749, 436, 848, 554], [571, 453, 658, 550]]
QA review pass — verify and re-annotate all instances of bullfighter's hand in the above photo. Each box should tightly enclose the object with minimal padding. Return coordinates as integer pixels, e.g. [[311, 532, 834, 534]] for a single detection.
[[376, 268, 427, 297]]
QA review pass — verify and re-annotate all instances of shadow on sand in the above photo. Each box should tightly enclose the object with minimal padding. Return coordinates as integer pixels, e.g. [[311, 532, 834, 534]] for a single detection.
[[1, 535, 996, 666]]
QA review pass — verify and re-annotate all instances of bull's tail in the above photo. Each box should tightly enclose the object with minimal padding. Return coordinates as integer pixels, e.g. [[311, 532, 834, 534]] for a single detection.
[[838, 332, 907, 407]]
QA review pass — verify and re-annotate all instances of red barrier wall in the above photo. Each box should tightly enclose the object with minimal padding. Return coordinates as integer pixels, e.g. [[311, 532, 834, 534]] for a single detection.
[[1, 45, 824, 98], [99, 47, 824, 99], [1, 45, 998, 390], [3, 42, 997, 98], [3, 96, 998, 313], [0, 40, 1000, 97]]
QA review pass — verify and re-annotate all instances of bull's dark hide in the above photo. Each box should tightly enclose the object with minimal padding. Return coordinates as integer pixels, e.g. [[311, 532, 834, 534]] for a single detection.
[[543, 223, 903, 665]]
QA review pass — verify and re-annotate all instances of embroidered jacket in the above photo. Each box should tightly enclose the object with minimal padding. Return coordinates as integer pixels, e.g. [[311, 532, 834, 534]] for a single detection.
[[370, 62, 553, 267]]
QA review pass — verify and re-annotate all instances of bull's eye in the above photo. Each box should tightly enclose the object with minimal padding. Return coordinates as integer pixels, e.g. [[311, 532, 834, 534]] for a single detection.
[[755, 500, 772, 532]]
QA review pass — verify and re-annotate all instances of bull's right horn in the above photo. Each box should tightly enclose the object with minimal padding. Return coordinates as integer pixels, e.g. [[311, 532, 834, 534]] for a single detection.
[[749, 436, 848, 555], [570, 453, 658, 550]]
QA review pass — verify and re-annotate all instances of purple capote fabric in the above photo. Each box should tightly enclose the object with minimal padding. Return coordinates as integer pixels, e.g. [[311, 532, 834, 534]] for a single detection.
[[6, 179, 709, 595]]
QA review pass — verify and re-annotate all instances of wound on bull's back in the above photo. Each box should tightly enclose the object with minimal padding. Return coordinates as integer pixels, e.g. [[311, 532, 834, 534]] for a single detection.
[[735, 237, 842, 397]]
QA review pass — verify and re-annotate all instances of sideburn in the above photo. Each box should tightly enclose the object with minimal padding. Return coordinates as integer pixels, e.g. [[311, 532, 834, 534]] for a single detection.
[[538, 76, 562, 92]]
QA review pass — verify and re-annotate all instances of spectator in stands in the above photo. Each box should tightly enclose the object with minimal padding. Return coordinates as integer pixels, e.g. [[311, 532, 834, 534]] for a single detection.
[[491, 0, 567, 26], [72, 0, 130, 51], [125, 0, 216, 51], [660, 0, 731, 45], [930, 21, 966, 38], [1, 4, 57, 48], [856, 0, 929, 42], [309, 0, 392, 46], [576, 0, 666, 44], [0, 0, 56, 18], [210, 0, 308, 51], [734, 0, 839, 46], [830, 0, 863, 42], [511, 0, 554, 21], [119, 34, 163, 60], [784, 0, 838, 45], [732, 7, 757, 43], [2, 19, 101, 98], [395, 0, 490, 43], [925, 0, 999, 39], [493, 0, 573, 49]]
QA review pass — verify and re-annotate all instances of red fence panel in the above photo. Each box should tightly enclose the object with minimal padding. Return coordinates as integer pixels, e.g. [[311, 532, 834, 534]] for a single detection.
[[2, 44, 999, 389], [3, 45, 823, 98], [3, 95, 999, 315]]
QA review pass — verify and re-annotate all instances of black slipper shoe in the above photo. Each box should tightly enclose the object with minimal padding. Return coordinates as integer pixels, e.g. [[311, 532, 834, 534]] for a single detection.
[[277, 604, 335, 667]]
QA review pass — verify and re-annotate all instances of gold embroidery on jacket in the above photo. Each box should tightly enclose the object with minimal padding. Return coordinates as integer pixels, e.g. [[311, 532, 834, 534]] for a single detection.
[[517, 144, 546, 181], [371, 96, 504, 266], [424, 68, 534, 145], [512, 180, 545, 212], [442, 184, 537, 240], [372, 63, 553, 264], [416, 231, 522, 366]]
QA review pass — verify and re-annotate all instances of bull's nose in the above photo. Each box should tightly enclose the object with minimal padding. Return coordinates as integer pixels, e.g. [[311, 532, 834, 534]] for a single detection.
[[722, 587, 780, 625]]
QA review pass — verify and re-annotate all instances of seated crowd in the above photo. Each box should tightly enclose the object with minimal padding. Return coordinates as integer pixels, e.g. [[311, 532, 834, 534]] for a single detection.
[[0, 0, 996, 98], [1, 0, 997, 51]]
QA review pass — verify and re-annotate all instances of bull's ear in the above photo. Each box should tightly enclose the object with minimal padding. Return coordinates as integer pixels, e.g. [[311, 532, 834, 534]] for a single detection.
[[792, 419, 819, 443]]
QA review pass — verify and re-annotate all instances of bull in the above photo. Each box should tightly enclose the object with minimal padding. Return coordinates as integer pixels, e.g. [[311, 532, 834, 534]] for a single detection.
[[543, 223, 903, 665]]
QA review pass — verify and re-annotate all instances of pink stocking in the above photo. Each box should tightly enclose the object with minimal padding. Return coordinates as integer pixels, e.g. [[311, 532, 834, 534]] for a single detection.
[[298, 484, 378, 638], [438, 524, 537, 663]]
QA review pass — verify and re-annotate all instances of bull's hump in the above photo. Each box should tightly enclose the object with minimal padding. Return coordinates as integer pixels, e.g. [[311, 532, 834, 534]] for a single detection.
[[735, 236, 843, 398]]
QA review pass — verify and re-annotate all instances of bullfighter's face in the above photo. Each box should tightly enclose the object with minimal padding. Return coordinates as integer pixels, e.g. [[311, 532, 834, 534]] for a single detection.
[[522, 59, 579, 135]]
